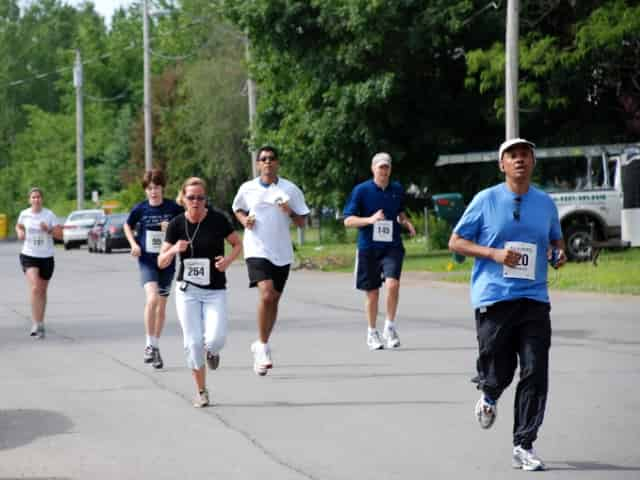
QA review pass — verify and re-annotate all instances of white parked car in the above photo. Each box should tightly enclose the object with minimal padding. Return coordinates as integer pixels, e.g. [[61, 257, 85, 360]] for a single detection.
[[63, 209, 104, 250]]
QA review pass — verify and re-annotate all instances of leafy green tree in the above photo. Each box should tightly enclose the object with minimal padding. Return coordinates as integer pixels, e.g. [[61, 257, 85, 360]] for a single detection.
[[465, 0, 640, 143], [220, 0, 492, 205]]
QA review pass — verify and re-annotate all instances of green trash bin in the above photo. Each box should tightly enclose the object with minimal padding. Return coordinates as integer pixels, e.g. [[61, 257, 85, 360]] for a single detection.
[[432, 193, 465, 227], [432, 193, 466, 263]]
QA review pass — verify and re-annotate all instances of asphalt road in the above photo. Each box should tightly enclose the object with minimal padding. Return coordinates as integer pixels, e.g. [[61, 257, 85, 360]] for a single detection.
[[1, 241, 639, 479]]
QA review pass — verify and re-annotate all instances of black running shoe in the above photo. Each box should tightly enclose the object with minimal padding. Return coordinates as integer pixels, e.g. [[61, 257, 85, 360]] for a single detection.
[[152, 347, 163, 369], [143, 345, 154, 363], [206, 351, 220, 370]]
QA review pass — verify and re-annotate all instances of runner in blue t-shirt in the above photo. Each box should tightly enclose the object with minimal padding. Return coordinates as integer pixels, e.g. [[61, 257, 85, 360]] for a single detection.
[[343, 152, 416, 351], [449, 138, 567, 471], [124, 169, 183, 369]]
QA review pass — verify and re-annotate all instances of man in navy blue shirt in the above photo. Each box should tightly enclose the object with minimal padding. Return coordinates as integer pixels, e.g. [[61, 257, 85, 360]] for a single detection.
[[449, 138, 567, 471], [124, 169, 183, 369], [343, 152, 416, 350]]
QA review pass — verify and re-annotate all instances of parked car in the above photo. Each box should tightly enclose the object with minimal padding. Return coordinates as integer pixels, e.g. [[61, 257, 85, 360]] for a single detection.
[[63, 209, 104, 250], [87, 216, 107, 253], [94, 213, 129, 253]]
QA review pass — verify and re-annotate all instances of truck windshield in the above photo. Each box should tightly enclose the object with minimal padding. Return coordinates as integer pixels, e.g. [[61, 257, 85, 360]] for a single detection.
[[535, 156, 589, 192]]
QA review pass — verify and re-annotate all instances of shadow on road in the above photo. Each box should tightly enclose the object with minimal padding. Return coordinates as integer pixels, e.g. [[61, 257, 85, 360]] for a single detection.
[[550, 461, 640, 471], [217, 399, 461, 408], [0, 409, 73, 451]]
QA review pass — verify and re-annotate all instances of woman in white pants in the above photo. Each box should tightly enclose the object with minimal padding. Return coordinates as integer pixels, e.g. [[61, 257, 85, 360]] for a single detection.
[[158, 177, 241, 407]]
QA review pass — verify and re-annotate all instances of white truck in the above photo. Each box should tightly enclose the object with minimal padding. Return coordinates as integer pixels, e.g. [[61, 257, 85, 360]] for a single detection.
[[436, 143, 640, 261]]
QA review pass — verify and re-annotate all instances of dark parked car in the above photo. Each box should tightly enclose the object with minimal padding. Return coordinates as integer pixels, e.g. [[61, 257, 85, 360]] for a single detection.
[[92, 213, 129, 253]]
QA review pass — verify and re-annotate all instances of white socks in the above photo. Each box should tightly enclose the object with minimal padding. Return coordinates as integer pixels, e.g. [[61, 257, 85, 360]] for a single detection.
[[384, 319, 396, 331], [147, 335, 159, 348]]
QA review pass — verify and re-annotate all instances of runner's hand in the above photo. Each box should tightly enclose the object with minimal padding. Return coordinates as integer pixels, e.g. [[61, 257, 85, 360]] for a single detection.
[[39, 221, 50, 233], [174, 240, 190, 253], [369, 209, 385, 224], [244, 214, 256, 230], [130, 244, 142, 257], [214, 255, 229, 272], [277, 200, 292, 216], [548, 248, 567, 268], [492, 248, 521, 267], [405, 221, 416, 237]]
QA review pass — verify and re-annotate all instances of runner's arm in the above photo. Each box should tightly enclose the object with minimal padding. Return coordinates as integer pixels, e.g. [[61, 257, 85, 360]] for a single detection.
[[234, 209, 254, 229], [123, 223, 141, 256], [448, 232, 520, 267], [157, 240, 188, 269], [15, 222, 25, 241], [344, 209, 385, 228], [397, 212, 416, 236]]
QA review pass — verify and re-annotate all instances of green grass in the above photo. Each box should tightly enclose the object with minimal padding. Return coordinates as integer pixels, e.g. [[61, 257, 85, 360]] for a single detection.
[[294, 233, 640, 296]]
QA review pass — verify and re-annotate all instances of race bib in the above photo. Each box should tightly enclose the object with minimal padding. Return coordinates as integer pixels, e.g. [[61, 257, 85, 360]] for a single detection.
[[503, 241, 537, 280], [373, 220, 393, 242], [183, 258, 210, 286], [146, 230, 164, 254], [28, 231, 46, 248]]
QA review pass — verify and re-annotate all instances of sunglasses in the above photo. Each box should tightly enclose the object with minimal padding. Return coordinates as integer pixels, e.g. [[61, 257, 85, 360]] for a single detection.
[[185, 195, 206, 202], [513, 197, 521, 221], [258, 155, 277, 162]]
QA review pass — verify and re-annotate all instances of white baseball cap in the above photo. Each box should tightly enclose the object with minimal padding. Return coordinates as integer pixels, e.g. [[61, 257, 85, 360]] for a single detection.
[[371, 152, 392, 167], [498, 138, 536, 161]]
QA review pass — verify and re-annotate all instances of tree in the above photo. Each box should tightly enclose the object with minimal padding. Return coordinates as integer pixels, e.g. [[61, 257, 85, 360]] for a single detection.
[[220, 0, 493, 205], [465, 0, 640, 143]]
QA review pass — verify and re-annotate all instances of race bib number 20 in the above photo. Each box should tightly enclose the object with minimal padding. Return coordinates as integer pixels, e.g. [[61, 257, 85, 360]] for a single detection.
[[503, 241, 537, 280]]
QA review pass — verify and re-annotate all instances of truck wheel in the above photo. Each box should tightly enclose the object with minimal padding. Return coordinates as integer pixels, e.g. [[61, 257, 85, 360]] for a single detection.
[[64, 241, 71, 250], [565, 224, 593, 262]]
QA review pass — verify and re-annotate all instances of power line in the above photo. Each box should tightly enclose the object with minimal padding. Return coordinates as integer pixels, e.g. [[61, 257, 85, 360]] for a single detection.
[[1, 13, 227, 90]]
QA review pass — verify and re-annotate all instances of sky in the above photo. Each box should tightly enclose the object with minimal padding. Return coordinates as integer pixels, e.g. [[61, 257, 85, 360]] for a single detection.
[[67, 0, 134, 25]]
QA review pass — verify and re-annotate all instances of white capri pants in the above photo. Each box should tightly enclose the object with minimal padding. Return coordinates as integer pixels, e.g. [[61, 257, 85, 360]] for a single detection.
[[175, 284, 228, 370]]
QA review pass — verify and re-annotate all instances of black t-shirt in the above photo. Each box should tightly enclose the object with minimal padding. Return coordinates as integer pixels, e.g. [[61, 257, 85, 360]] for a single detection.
[[165, 209, 234, 290]]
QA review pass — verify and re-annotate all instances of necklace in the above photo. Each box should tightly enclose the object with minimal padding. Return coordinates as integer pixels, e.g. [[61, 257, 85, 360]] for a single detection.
[[184, 209, 206, 257]]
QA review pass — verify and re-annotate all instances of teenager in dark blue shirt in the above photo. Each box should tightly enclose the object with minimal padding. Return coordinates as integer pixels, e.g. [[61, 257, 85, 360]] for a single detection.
[[124, 169, 183, 369], [343, 152, 416, 350]]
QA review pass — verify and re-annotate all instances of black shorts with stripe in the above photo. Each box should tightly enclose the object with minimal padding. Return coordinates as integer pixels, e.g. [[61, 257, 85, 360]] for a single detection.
[[355, 246, 404, 291]]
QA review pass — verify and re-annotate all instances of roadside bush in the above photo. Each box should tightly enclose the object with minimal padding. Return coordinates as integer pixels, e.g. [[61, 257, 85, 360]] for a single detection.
[[405, 208, 425, 238], [427, 214, 452, 250], [318, 217, 347, 243]]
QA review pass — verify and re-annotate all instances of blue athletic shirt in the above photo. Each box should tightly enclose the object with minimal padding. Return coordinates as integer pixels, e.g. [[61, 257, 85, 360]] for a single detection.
[[126, 199, 183, 268], [343, 179, 406, 250], [453, 183, 562, 308]]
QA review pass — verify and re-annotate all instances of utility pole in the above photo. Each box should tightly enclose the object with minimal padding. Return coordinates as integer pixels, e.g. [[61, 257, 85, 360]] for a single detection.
[[143, 0, 152, 171], [505, 0, 519, 139], [73, 49, 84, 209], [245, 37, 257, 178]]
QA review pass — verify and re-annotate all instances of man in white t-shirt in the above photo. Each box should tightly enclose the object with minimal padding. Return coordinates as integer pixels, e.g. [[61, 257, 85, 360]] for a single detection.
[[15, 187, 63, 338], [232, 146, 310, 376]]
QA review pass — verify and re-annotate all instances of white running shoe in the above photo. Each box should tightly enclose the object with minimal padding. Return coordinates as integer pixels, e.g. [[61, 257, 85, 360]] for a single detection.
[[193, 389, 210, 408], [475, 394, 497, 429], [512, 446, 545, 471], [367, 330, 384, 350], [383, 328, 401, 348], [251, 341, 273, 376]]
